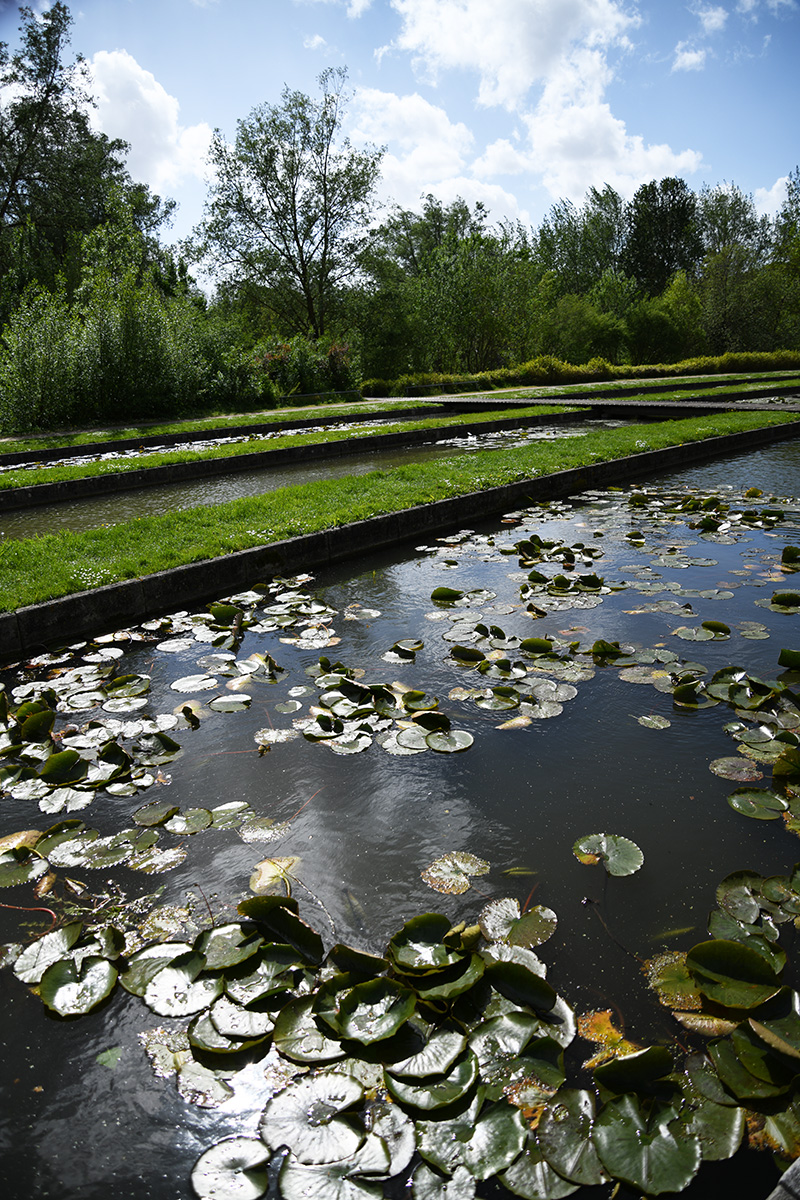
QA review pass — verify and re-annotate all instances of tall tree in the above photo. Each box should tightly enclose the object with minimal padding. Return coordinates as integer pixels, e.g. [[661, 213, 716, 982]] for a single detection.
[[0, 3, 172, 317], [194, 67, 383, 338], [622, 177, 703, 295]]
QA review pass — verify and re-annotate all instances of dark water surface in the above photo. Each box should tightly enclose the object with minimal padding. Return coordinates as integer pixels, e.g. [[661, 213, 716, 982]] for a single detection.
[[2, 441, 800, 1198]]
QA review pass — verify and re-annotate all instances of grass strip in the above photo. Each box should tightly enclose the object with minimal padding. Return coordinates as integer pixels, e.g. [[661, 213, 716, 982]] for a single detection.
[[0, 398, 435, 455], [0, 410, 796, 613], [478, 377, 800, 403], [0, 405, 579, 490]]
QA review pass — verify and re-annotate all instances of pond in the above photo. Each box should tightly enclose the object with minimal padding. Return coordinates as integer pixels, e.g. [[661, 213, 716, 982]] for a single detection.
[[2, 440, 800, 1199]]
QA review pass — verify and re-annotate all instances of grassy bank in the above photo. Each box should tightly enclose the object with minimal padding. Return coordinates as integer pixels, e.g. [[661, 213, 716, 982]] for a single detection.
[[1, 410, 796, 613], [0, 398, 436, 456], [0, 405, 580, 491]]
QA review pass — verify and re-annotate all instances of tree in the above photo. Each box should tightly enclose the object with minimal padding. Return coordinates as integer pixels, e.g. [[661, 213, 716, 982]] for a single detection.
[[697, 182, 772, 261], [0, 3, 173, 319], [623, 177, 703, 295], [194, 67, 383, 338]]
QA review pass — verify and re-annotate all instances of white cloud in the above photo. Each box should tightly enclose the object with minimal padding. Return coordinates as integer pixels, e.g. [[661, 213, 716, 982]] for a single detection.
[[87, 50, 212, 193], [471, 139, 531, 179], [304, 33, 327, 49], [672, 42, 708, 70], [525, 48, 703, 202], [755, 175, 788, 215], [349, 87, 525, 214], [387, 0, 638, 110], [696, 4, 728, 33]]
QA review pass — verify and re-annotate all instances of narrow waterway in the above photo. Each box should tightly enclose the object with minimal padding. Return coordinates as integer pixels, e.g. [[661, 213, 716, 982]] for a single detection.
[[0, 419, 624, 540]]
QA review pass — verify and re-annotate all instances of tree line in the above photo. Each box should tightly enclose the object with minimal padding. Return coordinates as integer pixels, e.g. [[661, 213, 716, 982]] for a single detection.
[[1, 3, 799, 429]]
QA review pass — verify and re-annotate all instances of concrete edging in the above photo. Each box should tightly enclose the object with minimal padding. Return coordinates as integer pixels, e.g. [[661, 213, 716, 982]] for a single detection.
[[2, 418, 799, 663]]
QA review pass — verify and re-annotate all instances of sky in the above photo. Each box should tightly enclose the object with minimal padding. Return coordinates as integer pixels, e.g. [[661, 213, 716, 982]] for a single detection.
[[0, 0, 797, 248]]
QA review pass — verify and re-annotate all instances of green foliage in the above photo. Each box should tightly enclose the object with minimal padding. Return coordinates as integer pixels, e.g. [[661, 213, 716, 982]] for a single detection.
[[193, 67, 382, 338], [255, 334, 361, 397]]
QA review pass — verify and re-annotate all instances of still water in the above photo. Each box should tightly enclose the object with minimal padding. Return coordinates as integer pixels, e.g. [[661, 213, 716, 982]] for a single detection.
[[0, 420, 623, 540], [2, 440, 800, 1198]]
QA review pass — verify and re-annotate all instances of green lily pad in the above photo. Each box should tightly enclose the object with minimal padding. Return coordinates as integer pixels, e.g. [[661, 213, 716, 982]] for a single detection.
[[385, 1049, 479, 1111], [13, 922, 83, 984], [425, 730, 473, 753], [636, 714, 671, 730], [316, 977, 417, 1045], [572, 833, 643, 877], [593, 1094, 700, 1195], [273, 995, 346, 1063], [728, 787, 788, 819], [687, 939, 782, 1009], [390, 1025, 467, 1079], [259, 1073, 364, 1164], [143, 956, 224, 1016], [421, 851, 490, 895], [39, 955, 117, 1016], [479, 897, 557, 947], [191, 1137, 269, 1200], [499, 1136, 580, 1198], [388, 914, 463, 974], [536, 1089, 608, 1186]]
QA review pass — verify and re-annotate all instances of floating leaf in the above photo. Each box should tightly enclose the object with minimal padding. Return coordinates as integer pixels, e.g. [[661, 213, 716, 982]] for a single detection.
[[728, 787, 788, 820], [191, 1137, 269, 1200], [636, 714, 671, 730], [479, 897, 557, 948], [709, 757, 764, 782], [259, 1073, 364, 1165], [686, 939, 782, 1009], [593, 1094, 700, 1195], [421, 851, 490, 895], [536, 1090, 608, 1186], [40, 955, 117, 1016], [572, 834, 643, 877], [425, 730, 473, 753]]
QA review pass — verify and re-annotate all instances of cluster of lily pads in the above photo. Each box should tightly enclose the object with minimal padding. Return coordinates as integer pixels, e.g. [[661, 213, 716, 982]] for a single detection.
[[11, 866, 800, 1200]]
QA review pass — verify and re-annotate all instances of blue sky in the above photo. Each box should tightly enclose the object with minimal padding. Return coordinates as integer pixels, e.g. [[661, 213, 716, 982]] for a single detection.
[[1, 0, 797, 246]]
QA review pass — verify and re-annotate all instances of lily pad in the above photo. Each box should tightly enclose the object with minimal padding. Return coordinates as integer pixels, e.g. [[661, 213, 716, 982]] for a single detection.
[[191, 1137, 269, 1200], [479, 897, 558, 948], [259, 1073, 364, 1165], [728, 787, 788, 820], [593, 1094, 700, 1195], [421, 852, 490, 895], [40, 955, 117, 1016], [709, 757, 764, 782], [572, 834, 644, 877]]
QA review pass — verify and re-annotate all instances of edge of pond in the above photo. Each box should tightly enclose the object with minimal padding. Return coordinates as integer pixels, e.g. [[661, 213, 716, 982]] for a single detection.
[[3, 418, 800, 663]]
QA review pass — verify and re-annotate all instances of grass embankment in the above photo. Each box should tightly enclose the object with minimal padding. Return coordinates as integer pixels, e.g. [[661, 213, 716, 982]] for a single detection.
[[1, 410, 796, 613], [0, 398, 436, 456], [493, 375, 800, 403], [0, 406, 579, 491]]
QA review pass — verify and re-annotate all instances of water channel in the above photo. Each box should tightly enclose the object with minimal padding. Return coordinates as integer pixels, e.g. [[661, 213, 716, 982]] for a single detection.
[[2, 439, 800, 1198], [0, 420, 624, 541]]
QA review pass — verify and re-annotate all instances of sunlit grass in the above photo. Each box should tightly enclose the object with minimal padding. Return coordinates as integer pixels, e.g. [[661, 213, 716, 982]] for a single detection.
[[0, 410, 796, 611], [0, 405, 579, 490]]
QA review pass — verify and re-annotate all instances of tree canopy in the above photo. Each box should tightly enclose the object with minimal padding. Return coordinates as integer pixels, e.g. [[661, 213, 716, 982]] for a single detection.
[[193, 67, 383, 338]]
